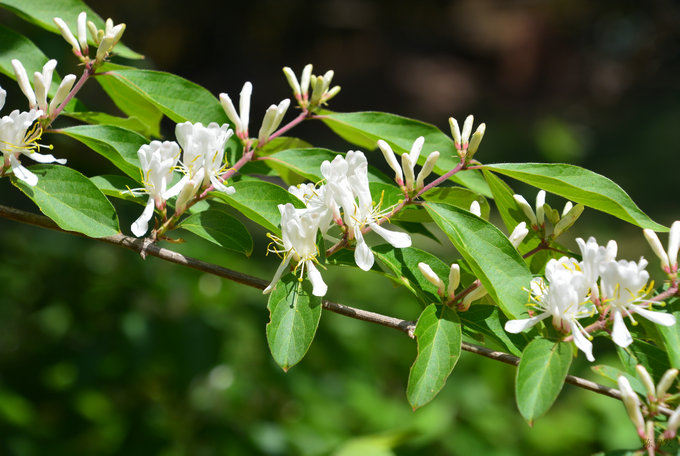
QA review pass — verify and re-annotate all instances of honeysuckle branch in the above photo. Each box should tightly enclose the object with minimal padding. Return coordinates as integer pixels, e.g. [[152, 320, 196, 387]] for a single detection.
[[415, 159, 466, 198], [0, 202, 666, 414], [266, 109, 309, 142], [48, 63, 94, 124]]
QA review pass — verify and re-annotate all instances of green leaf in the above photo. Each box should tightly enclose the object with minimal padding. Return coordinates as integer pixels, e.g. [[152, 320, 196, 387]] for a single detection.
[[658, 309, 680, 369], [12, 165, 119, 237], [90, 174, 142, 205], [179, 209, 253, 256], [425, 202, 532, 319], [63, 111, 155, 137], [213, 180, 305, 234], [407, 304, 462, 409], [0, 25, 61, 91], [57, 125, 146, 180], [319, 111, 491, 197], [483, 169, 526, 233], [258, 137, 313, 156], [266, 275, 322, 371], [0, 0, 142, 59], [459, 305, 527, 356], [422, 187, 490, 220], [617, 340, 671, 383], [591, 365, 646, 396], [515, 338, 572, 425], [97, 64, 228, 125], [486, 163, 666, 231]]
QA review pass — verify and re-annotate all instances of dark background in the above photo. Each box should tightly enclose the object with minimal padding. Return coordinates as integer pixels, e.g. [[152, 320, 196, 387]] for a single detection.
[[0, 0, 679, 454]]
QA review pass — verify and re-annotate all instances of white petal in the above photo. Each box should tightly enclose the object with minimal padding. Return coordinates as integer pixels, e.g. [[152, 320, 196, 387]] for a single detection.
[[570, 321, 595, 362], [370, 223, 411, 248], [131, 197, 155, 237], [0, 86, 6, 111], [669, 220, 680, 267], [354, 232, 374, 271], [9, 154, 38, 186], [611, 311, 633, 347], [25, 151, 66, 164], [504, 313, 549, 333], [163, 174, 189, 200], [634, 307, 676, 326], [219, 93, 242, 133], [239, 81, 252, 134], [263, 256, 292, 294], [306, 261, 328, 297], [210, 175, 236, 194], [409, 135, 424, 165]]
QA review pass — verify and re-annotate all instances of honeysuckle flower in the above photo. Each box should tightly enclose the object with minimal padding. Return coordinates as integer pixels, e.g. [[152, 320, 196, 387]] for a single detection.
[[11, 59, 77, 118], [415, 150, 439, 191], [0, 98, 65, 186], [288, 183, 335, 234], [175, 121, 235, 198], [77, 12, 88, 55], [535, 190, 546, 226], [11, 59, 37, 109], [447, 263, 460, 298], [53, 16, 82, 56], [257, 98, 290, 144], [264, 203, 327, 297], [54, 13, 125, 62], [283, 64, 313, 102], [617, 375, 646, 438], [418, 262, 445, 296], [576, 236, 617, 298], [219, 82, 252, 139], [449, 114, 486, 160], [644, 229, 670, 270], [505, 257, 595, 361], [127, 141, 181, 237], [600, 258, 676, 348], [309, 69, 340, 106], [644, 223, 680, 272], [94, 18, 126, 63], [513, 193, 538, 227], [376, 137, 439, 191], [508, 222, 528, 248]]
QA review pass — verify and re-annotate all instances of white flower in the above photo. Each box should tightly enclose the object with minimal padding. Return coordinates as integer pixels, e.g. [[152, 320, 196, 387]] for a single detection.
[[576, 236, 617, 297], [505, 257, 595, 361], [11, 59, 77, 117], [0, 104, 65, 186], [219, 82, 252, 139], [175, 121, 235, 197], [449, 114, 485, 158], [600, 258, 676, 348], [257, 98, 290, 144], [288, 183, 335, 234], [264, 203, 327, 297], [376, 137, 439, 192], [128, 141, 181, 237], [418, 262, 444, 296]]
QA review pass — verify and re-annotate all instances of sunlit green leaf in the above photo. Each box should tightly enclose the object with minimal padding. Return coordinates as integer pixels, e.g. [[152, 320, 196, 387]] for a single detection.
[[179, 209, 253, 256]]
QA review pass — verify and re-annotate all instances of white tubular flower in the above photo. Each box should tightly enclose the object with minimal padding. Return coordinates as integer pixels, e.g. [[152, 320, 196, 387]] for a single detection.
[[469, 200, 481, 217], [33, 59, 57, 112], [288, 183, 334, 234], [643, 229, 670, 270], [508, 222, 528, 248], [48, 74, 77, 116], [376, 139, 403, 185], [415, 151, 439, 190], [447, 264, 460, 298], [513, 193, 538, 226], [669, 221, 680, 270], [264, 203, 327, 297], [219, 81, 252, 139], [505, 257, 595, 361], [257, 98, 290, 144], [601, 258, 676, 348], [128, 141, 181, 237], [617, 375, 646, 438], [175, 121, 235, 195], [53, 17, 82, 56], [11, 59, 37, 109], [535, 190, 546, 226], [418, 262, 445, 296], [576, 236, 617, 297]]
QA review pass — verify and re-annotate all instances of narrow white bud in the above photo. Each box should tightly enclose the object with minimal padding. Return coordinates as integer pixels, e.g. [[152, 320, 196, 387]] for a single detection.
[[668, 221, 680, 268], [418, 262, 445, 295], [644, 229, 670, 270], [300, 64, 312, 96], [271, 98, 290, 132], [257, 105, 278, 144], [509, 222, 529, 248], [11, 59, 36, 108], [377, 140, 403, 184], [33, 73, 47, 112], [513, 194, 538, 226], [77, 12, 88, 54], [617, 376, 645, 436], [535, 190, 546, 226], [544, 204, 560, 226], [562, 201, 573, 217], [49, 74, 76, 115], [656, 368, 678, 399], [461, 284, 487, 309], [469, 201, 481, 217], [636, 365, 656, 401], [415, 151, 439, 190], [239, 82, 252, 135], [110, 24, 126, 47], [283, 67, 301, 96], [401, 153, 415, 191], [552, 204, 584, 238], [95, 35, 114, 62], [87, 20, 100, 46], [53, 17, 81, 55], [447, 264, 460, 298], [219, 93, 243, 134], [0, 86, 6, 111], [449, 117, 462, 147], [666, 405, 680, 439], [310, 75, 325, 105], [461, 115, 474, 145], [322, 85, 341, 102], [322, 70, 334, 92], [409, 136, 425, 165], [467, 123, 485, 158]]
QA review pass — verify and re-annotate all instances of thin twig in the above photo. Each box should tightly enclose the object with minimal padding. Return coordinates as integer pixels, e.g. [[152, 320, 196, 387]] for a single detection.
[[0, 204, 666, 414]]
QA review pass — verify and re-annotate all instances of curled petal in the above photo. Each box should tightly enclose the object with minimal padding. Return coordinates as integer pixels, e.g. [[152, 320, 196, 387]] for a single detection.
[[370, 222, 411, 248], [25, 151, 66, 164], [131, 197, 155, 237], [611, 311, 633, 348], [570, 321, 594, 362], [210, 175, 236, 195], [634, 306, 676, 326], [9, 154, 38, 186], [354, 231, 374, 271], [306, 261, 328, 297], [504, 313, 550, 333]]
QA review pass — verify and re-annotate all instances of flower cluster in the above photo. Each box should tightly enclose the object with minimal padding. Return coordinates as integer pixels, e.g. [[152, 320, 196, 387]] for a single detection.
[[505, 236, 676, 361], [514, 190, 584, 237], [264, 150, 412, 297], [54, 12, 125, 65]]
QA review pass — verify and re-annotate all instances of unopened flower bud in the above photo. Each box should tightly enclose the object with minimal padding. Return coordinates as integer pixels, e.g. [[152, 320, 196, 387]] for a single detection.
[[617, 375, 646, 438], [665, 405, 680, 440], [656, 368, 678, 399], [509, 222, 529, 248], [300, 64, 312, 97], [283, 67, 301, 96], [415, 151, 439, 190], [544, 204, 560, 226], [644, 229, 670, 270], [258, 105, 278, 144], [11, 59, 36, 108], [401, 153, 415, 191], [636, 365, 656, 402], [77, 12, 88, 55], [461, 115, 474, 146], [49, 74, 77, 115], [239, 82, 252, 135], [219, 93, 242, 133], [669, 221, 680, 269], [461, 284, 487, 311], [447, 264, 460, 298], [377, 140, 403, 185], [467, 123, 485, 159], [53, 17, 81, 55], [552, 204, 584, 238], [562, 201, 573, 217], [535, 190, 546, 226], [322, 85, 341, 102], [87, 20, 100, 45], [469, 200, 481, 217], [449, 117, 462, 148], [95, 35, 114, 62], [418, 262, 445, 296], [513, 194, 538, 226]]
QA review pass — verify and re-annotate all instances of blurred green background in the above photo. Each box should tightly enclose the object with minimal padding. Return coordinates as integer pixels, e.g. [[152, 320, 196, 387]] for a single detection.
[[1, 0, 679, 454]]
